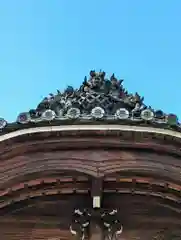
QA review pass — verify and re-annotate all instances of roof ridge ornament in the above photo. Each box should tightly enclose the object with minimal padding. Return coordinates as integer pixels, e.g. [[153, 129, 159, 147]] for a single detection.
[[0, 70, 180, 131]]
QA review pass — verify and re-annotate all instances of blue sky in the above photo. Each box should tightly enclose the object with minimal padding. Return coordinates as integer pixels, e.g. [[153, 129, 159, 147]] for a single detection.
[[0, 0, 181, 122]]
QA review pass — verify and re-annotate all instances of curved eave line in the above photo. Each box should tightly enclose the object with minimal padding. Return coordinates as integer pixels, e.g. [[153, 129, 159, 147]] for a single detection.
[[0, 188, 180, 214], [0, 125, 181, 142], [1, 160, 181, 185], [1, 176, 181, 198]]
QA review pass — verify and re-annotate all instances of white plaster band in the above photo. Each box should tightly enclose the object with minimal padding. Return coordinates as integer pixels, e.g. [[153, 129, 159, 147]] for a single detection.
[[0, 125, 181, 143]]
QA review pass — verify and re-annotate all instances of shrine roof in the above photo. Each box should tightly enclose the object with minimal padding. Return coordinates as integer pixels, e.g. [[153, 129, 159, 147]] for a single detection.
[[0, 70, 180, 135]]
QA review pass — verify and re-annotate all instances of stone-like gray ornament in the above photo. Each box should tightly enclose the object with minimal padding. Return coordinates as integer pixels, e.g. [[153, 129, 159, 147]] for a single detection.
[[17, 112, 30, 124], [42, 109, 56, 121], [116, 108, 129, 120], [141, 109, 154, 121], [91, 107, 105, 119], [0, 118, 7, 129], [67, 107, 80, 119]]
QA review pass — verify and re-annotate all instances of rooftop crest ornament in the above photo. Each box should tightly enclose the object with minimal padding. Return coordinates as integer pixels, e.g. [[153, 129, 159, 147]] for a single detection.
[[67, 107, 80, 119], [17, 112, 30, 124], [141, 108, 154, 121], [115, 108, 129, 120], [0, 118, 7, 129], [0, 70, 180, 131], [91, 107, 105, 119], [166, 114, 178, 126], [31, 70, 147, 122], [42, 109, 56, 121]]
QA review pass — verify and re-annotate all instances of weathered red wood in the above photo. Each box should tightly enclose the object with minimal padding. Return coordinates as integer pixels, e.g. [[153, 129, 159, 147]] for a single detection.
[[0, 128, 180, 239]]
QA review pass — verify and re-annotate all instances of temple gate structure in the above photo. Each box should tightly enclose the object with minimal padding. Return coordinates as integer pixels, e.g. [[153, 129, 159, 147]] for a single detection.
[[0, 70, 180, 239]]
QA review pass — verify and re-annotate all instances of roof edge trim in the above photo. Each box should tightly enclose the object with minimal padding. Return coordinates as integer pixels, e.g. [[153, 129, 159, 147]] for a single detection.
[[0, 125, 181, 142]]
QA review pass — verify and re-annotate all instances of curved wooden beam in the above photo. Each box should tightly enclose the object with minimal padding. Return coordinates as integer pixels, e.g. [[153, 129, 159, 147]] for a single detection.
[[0, 124, 180, 221], [0, 125, 181, 143], [1, 148, 181, 189]]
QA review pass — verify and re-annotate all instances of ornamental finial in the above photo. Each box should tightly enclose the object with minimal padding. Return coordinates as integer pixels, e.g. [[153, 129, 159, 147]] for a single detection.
[[5, 70, 178, 131]]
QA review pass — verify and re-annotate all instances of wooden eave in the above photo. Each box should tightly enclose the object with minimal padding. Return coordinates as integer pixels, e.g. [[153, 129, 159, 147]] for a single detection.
[[0, 125, 180, 214]]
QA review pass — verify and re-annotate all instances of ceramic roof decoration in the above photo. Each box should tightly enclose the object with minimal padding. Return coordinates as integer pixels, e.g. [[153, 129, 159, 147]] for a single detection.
[[0, 70, 180, 133]]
